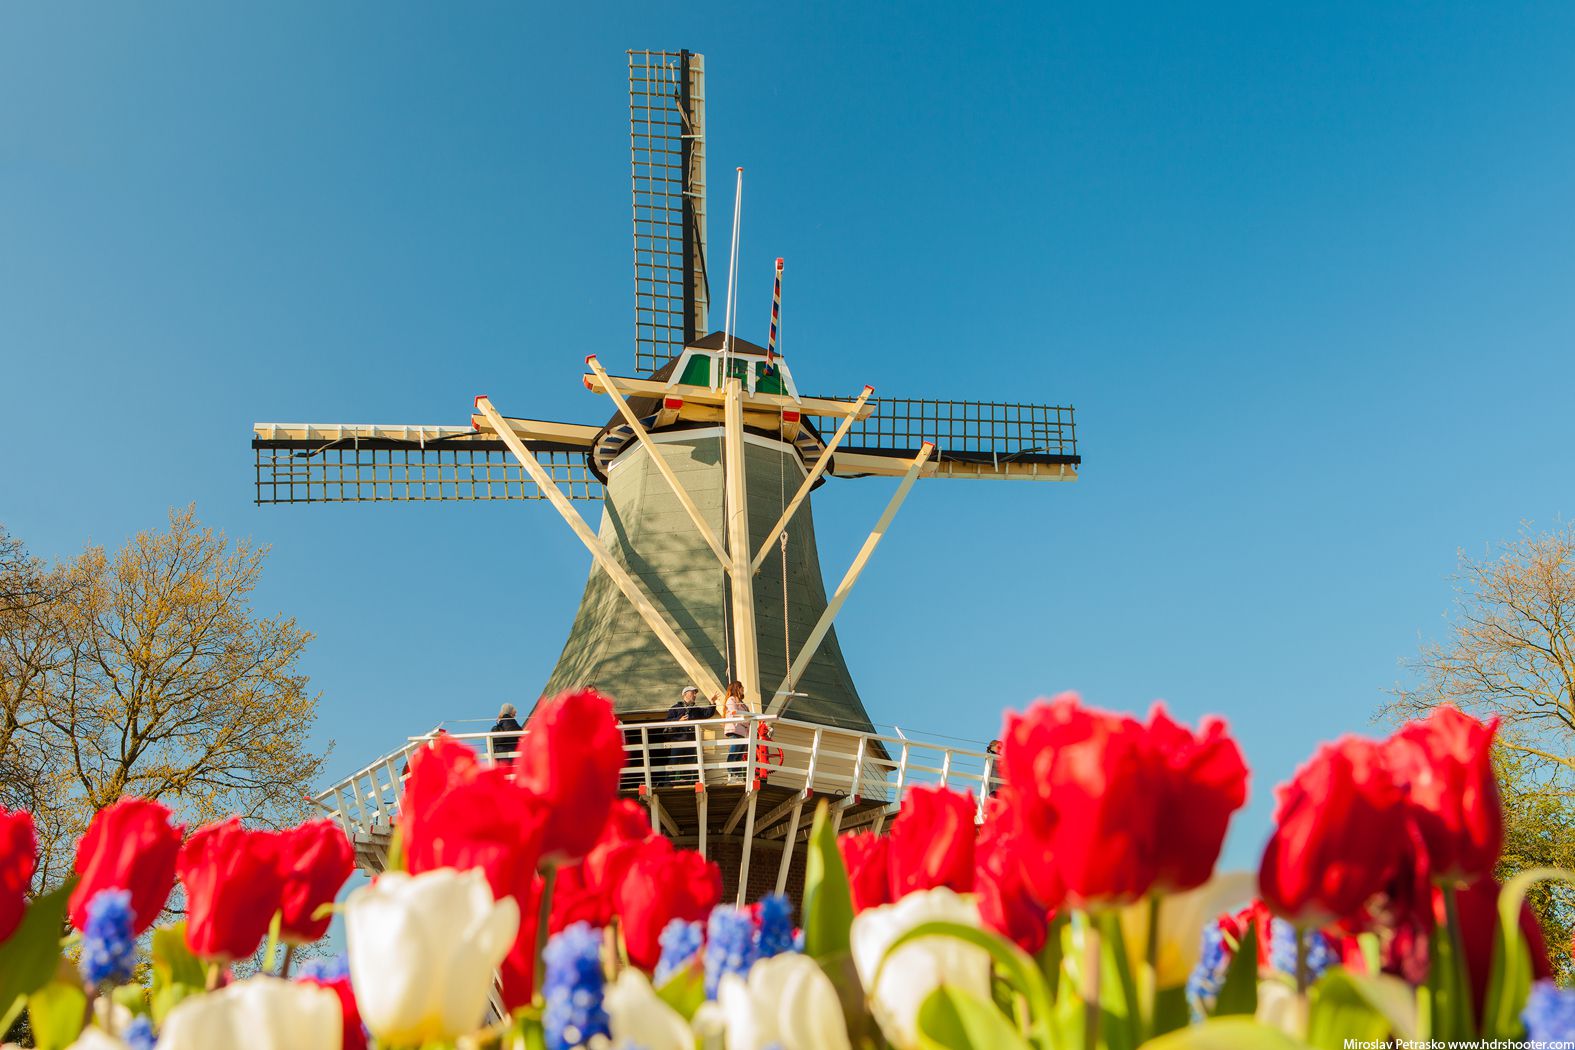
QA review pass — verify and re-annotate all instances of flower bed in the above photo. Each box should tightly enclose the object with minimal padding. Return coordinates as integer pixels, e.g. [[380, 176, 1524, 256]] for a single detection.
[[0, 689, 1566, 1048]]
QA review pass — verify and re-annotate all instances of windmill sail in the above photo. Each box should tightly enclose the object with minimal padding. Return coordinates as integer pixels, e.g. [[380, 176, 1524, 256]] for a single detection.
[[628, 49, 707, 375], [251, 422, 602, 504], [805, 397, 1080, 480]]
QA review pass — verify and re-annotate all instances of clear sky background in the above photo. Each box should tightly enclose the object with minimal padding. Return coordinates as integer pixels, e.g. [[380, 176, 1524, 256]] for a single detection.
[[3, 3, 1573, 868]]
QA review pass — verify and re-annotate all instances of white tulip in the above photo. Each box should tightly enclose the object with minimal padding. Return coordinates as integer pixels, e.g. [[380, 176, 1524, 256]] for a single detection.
[[717, 953, 850, 1050], [849, 887, 992, 1050], [157, 976, 343, 1049], [1117, 871, 1257, 988], [603, 969, 693, 1050], [346, 868, 520, 1047], [64, 1028, 129, 1050]]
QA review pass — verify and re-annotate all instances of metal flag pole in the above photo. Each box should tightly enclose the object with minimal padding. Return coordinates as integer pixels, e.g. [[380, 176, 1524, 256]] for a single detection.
[[766, 257, 783, 369]]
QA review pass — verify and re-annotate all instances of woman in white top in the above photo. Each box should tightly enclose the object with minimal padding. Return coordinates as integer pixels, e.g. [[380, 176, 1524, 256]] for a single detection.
[[719, 680, 750, 778]]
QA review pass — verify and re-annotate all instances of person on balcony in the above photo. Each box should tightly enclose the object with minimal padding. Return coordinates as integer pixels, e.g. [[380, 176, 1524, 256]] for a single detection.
[[661, 685, 715, 786], [718, 681, 751, 782], [490, 703, 522, 758]]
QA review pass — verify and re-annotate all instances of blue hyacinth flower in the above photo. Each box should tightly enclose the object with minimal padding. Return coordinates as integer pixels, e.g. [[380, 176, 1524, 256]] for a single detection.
[[704, 905, 758, 999], [1524, 979, 1575, 1043], [755, 893, 796, 958], [654, 918, 703, 986], [542, 922, 610, 1050], [79, 888, 137, 987]]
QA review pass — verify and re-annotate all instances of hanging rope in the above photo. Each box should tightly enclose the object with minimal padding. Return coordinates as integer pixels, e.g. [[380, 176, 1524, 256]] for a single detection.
[[779, 444, 793, 694]]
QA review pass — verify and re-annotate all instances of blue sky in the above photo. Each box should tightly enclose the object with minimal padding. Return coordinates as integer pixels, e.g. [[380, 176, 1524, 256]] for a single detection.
[[3, 2, 1573, 868]]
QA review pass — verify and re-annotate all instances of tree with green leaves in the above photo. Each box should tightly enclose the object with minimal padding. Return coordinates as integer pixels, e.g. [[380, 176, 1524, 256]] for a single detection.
[[1383, 522, 1575, 975]]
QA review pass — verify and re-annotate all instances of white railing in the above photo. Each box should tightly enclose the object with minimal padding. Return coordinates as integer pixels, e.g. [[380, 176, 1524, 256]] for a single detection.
[[312, 715, 1001, 845]]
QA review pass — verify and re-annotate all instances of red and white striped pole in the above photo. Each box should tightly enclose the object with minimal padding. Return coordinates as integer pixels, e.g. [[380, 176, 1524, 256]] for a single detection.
[[766, 257, 784, 368]]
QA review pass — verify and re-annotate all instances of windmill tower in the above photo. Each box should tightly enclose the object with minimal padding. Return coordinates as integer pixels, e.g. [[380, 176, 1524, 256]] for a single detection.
[[253, 50, 1080, 902]]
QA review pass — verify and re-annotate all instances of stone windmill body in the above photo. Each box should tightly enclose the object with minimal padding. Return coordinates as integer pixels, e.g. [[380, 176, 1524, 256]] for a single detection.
[[252, 50, 1080, 902]]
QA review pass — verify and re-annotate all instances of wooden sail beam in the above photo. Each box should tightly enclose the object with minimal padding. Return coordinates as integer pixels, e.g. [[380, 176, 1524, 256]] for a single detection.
[[583, 372, 876, 420], [472, 395, 725, 701], [829, 450, 1077, 481], [751, 384, 874, 574], [723, 378, 760, 704], [256, 418, 600, 448], [767, 442, 935, 714], [585, 355, 732, 572]]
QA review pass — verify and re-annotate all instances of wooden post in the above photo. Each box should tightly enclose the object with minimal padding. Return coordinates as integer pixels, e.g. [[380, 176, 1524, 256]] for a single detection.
[[736, 789, 759, 906], [768, 443, 934, 712], [473, 396, 725, 700], [697, 785, 709, 859], [750, 385, 875, 573], [775, 797, 805, 895], [722, 378, 760, 703], [585, 356, 731, 571]]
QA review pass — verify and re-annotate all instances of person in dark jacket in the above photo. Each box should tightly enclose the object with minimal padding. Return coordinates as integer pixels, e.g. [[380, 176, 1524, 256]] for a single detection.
[[657, 685, 715, 785], [490, 703, 523, 758]]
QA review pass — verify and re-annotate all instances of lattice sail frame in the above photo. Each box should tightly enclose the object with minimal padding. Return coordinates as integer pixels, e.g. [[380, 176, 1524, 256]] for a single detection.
[[252, 425, 601, 504], [629, 49, 707, 375], [806, 396, 1079, 469]]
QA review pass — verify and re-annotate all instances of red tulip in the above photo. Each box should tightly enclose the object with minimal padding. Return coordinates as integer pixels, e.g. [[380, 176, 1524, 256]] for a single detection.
[[402, 735, 551, 1012], [399, 733, 484, 854], [514, 689, 627, 864], [614, 837, 722, 970], [70, 797, 183, 935], [1259, 736, 1408, 926], [838, 832, 892, 912], [1383, 706, 1503, 883], [550, 800, 655, 934], [1452, 873, 1551, 1023], [300, 972, 367, 1050], [500, 871, 545, 1010], [0, 807, 36, 942], [278, 820, 355, 944], [178, 818, 284, 962], [405, 768, 545, 898], [887, 785, 977, 897], [1146, 704, 1249, 892], [1001, 694, 1164, 907], [976, 798, 1056, 953]]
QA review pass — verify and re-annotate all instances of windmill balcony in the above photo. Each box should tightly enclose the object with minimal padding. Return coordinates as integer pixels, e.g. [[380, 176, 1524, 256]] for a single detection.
[[312, 715, 1000, 903]]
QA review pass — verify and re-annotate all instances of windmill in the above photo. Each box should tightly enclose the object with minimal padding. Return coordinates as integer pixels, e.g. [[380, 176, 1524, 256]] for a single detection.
[[253, 50, 1080, 900]]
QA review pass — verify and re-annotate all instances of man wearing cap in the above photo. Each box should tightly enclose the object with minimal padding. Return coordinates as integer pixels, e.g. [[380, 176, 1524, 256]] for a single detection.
[[659, 685, 716, 786]]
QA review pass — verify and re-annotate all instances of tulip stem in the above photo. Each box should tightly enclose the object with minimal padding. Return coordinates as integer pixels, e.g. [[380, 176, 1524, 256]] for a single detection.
[[1294, 926, 1308, 995], [1080, 912, 1101, 1050], [1442, 883, 1474, 1036], [1140, 894, 1160, 1037], [535, 862, 558, 1003], [279, 943, 296, 978]]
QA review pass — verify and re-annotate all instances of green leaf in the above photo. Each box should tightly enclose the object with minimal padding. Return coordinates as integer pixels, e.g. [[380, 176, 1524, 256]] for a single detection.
[[386, 824, 406, 874], [1482, 866, 1575, 1039], [1097, 910, 1142, 1050], [1152, 985, 1190, 1036], [0, 877, 76, 1025], [27, 980, 86, 1050], [915, 985, 1032, 1050], [1306, 968, 1417, 1049], [151, 922, 206, 1024], [877, 919, 1055, 1048], [1140, 1016, 1318, 1049], [112, 982, 150, 1017], [152, 923, 206, 991], [1212, 921, 1258, 1018], [654, 960, 705, 1021], [802, 800, 854, 961]]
